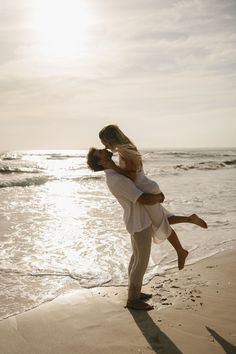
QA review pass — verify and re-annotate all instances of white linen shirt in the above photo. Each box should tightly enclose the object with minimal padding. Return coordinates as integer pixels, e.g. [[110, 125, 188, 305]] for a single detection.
[[104, 169, 152, 235]]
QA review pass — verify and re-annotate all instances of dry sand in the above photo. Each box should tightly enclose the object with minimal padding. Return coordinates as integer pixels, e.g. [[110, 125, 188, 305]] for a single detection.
[[0, 249, 236, 354]]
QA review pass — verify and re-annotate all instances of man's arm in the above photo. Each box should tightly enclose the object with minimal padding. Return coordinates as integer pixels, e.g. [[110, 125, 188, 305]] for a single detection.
[[137, 192, 165, 205], [108, 174, 164, 205]]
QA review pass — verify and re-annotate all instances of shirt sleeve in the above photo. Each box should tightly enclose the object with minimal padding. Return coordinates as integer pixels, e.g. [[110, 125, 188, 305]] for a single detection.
[[111, 176, 143, 203]]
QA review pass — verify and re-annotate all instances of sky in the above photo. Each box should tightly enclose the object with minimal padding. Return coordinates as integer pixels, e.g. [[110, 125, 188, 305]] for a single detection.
[[0, 0, 236, 150]]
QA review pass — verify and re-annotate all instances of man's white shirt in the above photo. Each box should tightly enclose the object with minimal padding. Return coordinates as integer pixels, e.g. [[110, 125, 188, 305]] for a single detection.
[[104, 169, 152, 235]]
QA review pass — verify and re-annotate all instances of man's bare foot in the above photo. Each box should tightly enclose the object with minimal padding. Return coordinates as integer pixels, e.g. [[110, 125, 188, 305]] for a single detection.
[[190, 214, 208, 229], [139, 292, 152, 301], [125, 299, 154, 311], [178, 250, 189, 270]]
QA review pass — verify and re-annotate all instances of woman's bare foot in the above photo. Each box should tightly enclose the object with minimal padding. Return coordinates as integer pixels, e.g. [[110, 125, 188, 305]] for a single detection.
[[125, 299, 154, 311], [189, 214, 208, 229], [178, 249, 189, 270]]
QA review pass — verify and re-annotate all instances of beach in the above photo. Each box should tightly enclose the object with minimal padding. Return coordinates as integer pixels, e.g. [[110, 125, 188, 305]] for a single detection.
[[1, 148, 236, 353], [1, 249, 235, 354], [1, 149, 236, 321], [1, 0, 236, 350]]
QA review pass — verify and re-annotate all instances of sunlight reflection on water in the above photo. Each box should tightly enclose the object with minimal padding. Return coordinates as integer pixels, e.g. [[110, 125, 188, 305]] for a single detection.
[[1, 149, 236, 320]]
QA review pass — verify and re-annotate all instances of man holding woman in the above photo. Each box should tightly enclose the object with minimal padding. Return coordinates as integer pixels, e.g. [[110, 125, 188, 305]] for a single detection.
[[87, 130, 207, 310]]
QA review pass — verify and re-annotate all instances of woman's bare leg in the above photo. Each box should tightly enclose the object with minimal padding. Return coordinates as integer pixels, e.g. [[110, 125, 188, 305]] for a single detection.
[[166, 214, 207, 270], [168, 214, 208, 228], [168, 228, 189, 270]]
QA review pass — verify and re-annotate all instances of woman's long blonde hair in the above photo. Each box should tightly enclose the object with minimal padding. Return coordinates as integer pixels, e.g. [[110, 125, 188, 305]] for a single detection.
[[99, 125, 142, 170]]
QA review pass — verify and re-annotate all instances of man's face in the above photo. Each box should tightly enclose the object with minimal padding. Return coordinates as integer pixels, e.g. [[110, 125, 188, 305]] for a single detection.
[[94, 148, 112, 161]]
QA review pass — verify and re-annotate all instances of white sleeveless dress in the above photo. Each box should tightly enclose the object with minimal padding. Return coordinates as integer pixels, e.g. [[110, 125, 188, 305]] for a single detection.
[[120, 158, 173, 243]]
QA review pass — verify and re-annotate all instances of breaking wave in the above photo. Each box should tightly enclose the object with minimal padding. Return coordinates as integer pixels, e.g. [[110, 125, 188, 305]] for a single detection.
[[0, 176, 50, 188], [174, 159, 236, 171], [224, 159, 236, 166], [0, 166, 41, 174]]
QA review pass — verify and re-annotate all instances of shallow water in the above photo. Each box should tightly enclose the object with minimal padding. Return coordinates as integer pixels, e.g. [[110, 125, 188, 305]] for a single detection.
[[0, 148, 236, 320]]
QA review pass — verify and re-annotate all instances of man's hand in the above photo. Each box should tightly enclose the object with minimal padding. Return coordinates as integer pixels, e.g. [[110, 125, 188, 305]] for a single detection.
[[138, 192, 165, 205]]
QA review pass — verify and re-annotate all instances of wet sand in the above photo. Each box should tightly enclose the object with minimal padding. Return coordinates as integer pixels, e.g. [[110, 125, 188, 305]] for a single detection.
[[0, 249, 235, 354]]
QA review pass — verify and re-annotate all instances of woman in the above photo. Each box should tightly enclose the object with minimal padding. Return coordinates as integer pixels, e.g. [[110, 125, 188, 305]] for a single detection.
[[99, 124, 207, 270]]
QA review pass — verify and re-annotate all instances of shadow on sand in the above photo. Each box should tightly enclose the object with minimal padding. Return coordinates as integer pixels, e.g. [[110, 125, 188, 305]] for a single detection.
[[206, 327, 236, 354], [128, 311, 236, 353], [128, 309, 183, 354]]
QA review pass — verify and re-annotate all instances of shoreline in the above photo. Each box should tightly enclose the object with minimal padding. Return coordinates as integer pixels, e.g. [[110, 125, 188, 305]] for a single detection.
[[0, 245, 233, 323], [1, 248, 236, 354]]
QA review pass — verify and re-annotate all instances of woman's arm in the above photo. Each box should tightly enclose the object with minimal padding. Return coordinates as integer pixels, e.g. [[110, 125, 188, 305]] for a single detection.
[[122, 158, 137, 181], [101, 159, 136, 181], [112, 163, 136, 181], [100, 153, 137, 181]]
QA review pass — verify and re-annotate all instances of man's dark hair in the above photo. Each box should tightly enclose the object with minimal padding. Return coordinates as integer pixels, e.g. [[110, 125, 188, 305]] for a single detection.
[[87, 147, 104, 172]]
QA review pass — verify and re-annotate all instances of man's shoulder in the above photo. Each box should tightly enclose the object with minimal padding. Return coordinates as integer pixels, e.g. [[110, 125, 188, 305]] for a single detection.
[[106, 171, 134, 192], [106, 171, 130, 184], [105, 170, 143, 203]]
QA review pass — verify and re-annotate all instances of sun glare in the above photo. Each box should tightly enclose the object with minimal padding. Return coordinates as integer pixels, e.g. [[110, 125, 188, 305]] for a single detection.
[[32, 0, 96, 59]]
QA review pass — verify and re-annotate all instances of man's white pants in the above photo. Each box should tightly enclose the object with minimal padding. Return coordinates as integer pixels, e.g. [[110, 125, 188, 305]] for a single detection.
[[128, 225, 152, 300]]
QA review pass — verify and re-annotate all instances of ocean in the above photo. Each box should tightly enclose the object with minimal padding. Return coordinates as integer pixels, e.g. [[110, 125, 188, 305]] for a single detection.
[[0, 148, 236, 320]]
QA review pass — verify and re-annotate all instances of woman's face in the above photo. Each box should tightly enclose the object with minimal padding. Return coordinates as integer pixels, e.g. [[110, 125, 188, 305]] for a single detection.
[[101, 139, 112, 150]]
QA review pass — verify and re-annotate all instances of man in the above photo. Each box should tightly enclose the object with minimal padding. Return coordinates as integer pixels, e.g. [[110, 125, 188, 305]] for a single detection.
[[87, 147, 170, 311]]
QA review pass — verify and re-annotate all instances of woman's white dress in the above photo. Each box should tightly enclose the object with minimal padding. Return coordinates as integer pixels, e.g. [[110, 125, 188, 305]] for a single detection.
[[120, 158, 173, 243]]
